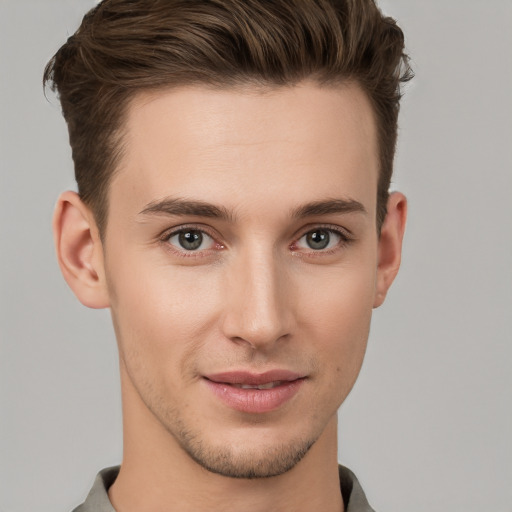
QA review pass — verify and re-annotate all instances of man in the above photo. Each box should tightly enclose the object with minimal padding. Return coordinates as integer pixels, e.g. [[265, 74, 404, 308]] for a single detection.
[[44, 0, 412, 510]]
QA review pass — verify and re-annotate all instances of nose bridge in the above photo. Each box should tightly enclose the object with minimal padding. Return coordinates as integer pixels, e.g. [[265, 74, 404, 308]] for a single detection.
[[222, 242, 291, 349]]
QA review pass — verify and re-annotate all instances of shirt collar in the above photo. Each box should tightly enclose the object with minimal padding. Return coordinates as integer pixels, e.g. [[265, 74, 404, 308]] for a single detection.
[[73, 465, 375, 512]]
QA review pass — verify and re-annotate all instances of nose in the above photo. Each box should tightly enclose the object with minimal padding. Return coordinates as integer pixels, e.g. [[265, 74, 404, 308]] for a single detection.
[[221, 247, 294, 351]]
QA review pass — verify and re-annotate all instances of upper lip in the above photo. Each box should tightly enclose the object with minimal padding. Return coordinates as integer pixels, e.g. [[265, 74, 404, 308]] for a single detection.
[[204, 370, 304, 386]]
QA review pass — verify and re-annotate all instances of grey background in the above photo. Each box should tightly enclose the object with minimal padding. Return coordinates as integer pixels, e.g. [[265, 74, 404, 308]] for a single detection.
[[1, 1, 511, 511]]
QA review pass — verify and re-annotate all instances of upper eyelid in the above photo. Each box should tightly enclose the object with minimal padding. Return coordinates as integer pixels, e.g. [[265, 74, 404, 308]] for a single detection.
[[159, 223, 219, 241], [159, 226, 220, 258], [294, 223, 353, 241], [292, 226, 351, 250]]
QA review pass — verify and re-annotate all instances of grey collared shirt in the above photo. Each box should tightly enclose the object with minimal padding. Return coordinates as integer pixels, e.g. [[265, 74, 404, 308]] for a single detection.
[[73, 465, 375, 512]]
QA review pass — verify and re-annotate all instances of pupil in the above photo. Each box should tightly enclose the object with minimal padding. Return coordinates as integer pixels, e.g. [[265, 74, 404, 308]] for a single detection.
[[307, 230, 329, 250], [179, 230, 202, 250]]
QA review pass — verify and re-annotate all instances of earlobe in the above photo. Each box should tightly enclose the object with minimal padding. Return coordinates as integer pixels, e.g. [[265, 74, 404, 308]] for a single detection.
[[373, 192, 407, 308], [53, 191, 110, 309]]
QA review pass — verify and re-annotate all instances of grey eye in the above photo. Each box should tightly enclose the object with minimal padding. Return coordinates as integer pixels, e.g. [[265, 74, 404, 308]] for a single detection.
[[306, 230, 330, 249], [297, 229, 341, 251], [168, 229, 214, 251]]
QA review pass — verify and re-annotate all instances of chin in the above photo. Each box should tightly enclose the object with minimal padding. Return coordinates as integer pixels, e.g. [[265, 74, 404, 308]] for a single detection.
[[174, 425, 318, 479], [184, 441, 314, 479]]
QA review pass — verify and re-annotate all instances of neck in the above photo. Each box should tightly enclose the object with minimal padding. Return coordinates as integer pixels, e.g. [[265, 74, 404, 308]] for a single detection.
[[109, 365, 344, 512]]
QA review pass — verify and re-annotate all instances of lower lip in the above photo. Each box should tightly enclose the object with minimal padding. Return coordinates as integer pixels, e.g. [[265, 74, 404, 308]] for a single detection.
[[204, 379, 304, 414]]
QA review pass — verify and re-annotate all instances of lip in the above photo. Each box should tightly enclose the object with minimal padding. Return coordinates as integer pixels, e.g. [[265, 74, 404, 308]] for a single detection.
[[203, 370, 305, 414]]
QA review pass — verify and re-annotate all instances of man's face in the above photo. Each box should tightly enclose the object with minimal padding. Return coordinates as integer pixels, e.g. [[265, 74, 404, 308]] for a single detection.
[[103, 82, 380, 478]]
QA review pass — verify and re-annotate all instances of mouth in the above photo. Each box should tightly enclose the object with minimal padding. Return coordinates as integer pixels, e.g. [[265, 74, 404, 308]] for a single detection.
[[203, 370, 306, 413], [230, 381, 286, 390]]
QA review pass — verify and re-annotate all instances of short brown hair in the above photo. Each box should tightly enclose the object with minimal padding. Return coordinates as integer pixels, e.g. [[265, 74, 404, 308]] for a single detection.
[[44, 0, 412, 236]]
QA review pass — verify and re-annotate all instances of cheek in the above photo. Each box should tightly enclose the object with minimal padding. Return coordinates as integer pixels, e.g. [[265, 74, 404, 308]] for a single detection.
[[295, 259, 376, 385], [298, 257, 376, 333], [106, 252, 222, 379]]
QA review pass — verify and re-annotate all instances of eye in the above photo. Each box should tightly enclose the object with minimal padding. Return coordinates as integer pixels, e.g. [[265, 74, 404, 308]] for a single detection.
[[295, 228, 343, 251], [167, 229, 216, 252]]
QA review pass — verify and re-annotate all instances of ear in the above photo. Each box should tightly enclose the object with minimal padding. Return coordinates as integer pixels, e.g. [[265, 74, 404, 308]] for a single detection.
[[53, 191, 110, 309], [373, 192, 407, 308]]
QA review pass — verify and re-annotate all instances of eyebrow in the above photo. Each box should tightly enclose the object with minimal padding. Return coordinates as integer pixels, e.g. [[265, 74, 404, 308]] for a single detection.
[[291, 198, 367, 218], [139, 196, 366, 221], [139, 197, 233, 221]]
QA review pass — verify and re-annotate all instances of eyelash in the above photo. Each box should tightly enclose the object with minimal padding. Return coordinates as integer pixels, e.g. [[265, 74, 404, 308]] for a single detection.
[[159, 224, 353, 258], [290, 224, 352, 257], [159, 224, 222, 258]]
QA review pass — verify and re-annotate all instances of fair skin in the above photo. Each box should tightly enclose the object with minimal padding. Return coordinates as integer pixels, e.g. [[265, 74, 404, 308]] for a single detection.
[[54, 82, 406, 512]]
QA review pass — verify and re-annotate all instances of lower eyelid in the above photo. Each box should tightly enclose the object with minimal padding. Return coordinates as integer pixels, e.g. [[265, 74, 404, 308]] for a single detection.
[[294, 228, 349, 249], [165, 229, 217, 251]]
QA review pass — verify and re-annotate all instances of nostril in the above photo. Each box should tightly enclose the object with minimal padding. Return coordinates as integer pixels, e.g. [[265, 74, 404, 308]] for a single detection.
[[230, 336, 257, 350]]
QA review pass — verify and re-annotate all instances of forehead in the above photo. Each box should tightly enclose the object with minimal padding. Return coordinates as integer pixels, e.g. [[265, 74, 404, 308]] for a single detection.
[[110, 81, 379, 222]]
